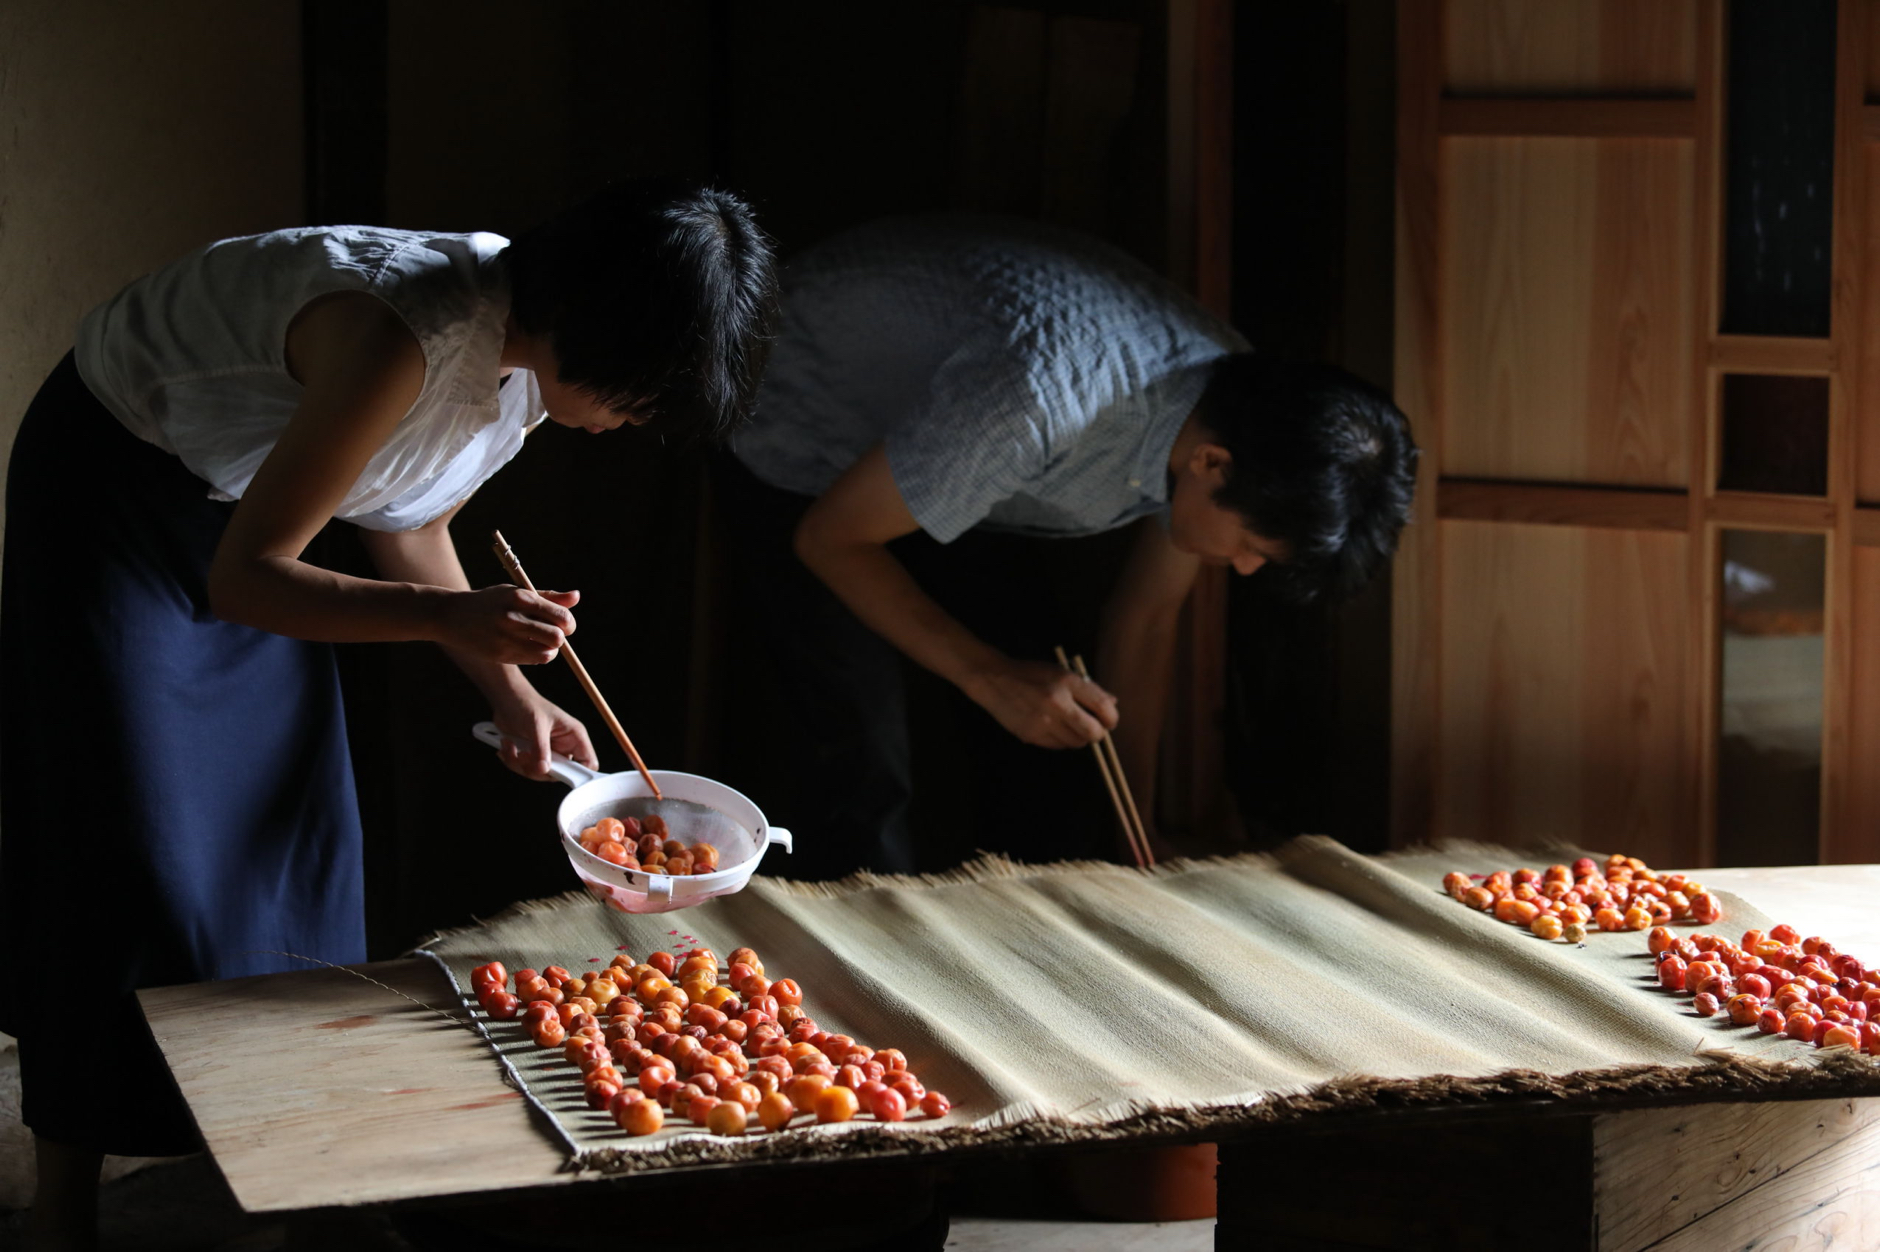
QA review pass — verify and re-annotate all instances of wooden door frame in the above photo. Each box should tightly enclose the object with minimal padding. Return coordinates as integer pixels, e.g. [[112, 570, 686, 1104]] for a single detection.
[[1392, 0, 1880, 866]]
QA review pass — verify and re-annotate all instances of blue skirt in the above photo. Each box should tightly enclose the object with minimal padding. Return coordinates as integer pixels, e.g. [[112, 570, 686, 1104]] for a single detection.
[[0, 354, 366, 1155]]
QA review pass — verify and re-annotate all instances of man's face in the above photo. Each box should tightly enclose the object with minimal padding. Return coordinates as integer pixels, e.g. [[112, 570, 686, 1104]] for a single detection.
[[1166, 443, 1288, 577]]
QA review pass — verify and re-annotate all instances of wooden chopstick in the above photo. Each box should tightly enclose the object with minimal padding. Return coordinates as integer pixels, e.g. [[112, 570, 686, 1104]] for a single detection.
[[1055, 646, 1152, 869], [1073, 653, 1155, 870], [491, 530, 662, 799]]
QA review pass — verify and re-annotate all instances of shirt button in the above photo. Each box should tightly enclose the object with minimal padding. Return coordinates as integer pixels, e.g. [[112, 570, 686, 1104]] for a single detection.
[[1127, 477, 1141, 488]]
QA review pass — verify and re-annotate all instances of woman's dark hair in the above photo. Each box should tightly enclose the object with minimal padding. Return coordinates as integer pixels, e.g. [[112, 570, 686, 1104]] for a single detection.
[[1195, 354, 1419, 602], [502, 179, 779, 442]]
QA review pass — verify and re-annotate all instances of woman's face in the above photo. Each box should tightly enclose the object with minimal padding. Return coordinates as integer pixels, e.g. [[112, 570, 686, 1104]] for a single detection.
[[537, 369, 643, 434]]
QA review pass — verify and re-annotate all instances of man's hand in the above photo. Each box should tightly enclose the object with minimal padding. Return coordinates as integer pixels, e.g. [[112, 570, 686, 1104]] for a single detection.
[[965, 658, 1119, 749]]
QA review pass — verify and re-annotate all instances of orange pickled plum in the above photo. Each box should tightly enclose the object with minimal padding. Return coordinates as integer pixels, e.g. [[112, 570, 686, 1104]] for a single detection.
[[788, 1073, 832, 1108], [619, 1098, 664, 1136], [757, 1092, 795, 1132], [813, 1085, 860, 1124]]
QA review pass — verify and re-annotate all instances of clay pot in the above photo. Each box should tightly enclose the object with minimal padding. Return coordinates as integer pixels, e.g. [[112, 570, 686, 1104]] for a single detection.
[[1050, 1142, 1218, 1222]]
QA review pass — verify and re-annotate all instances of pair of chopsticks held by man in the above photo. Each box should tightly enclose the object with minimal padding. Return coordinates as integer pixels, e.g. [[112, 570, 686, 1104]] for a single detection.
[[0, 179, 1416, 1213]]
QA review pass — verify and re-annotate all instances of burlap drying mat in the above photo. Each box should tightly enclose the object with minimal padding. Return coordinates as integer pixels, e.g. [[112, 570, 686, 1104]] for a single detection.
[[413, 835, 1880, 1174]]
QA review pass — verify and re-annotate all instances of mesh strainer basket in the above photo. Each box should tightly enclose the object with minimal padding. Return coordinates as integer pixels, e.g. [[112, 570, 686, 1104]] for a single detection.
[[473, 722, 793, 914]]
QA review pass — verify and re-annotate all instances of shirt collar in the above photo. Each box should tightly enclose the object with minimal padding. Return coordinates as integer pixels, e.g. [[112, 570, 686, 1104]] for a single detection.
[[1126, 358, 1218, 505]]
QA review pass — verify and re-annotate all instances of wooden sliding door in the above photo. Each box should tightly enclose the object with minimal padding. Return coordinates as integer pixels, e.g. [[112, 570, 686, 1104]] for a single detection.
[[1395, 0, 1880, 867]]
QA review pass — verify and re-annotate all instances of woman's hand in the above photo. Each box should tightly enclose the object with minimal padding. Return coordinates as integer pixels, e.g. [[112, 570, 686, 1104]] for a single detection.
[[437, 586, 580, 666], [490, 691, 598, 781], [964, 658, 1119, 749]]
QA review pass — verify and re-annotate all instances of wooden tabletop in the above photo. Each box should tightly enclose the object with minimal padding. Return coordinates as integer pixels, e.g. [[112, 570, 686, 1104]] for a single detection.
[[139, 862, 1880, 1214]]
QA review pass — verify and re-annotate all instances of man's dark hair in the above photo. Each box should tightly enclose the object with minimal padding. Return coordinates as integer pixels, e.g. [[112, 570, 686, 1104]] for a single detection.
[[1195, 354, 1419, 602], [502, 179, 779, 442]]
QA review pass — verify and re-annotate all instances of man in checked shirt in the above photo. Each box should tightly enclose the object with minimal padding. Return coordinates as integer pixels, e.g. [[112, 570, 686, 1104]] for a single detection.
[[721, 216, 1417, 878]]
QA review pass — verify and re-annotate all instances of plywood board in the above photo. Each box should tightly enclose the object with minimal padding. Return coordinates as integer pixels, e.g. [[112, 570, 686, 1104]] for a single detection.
[[1437, 521, 1693, 864], [1443, 137, 1694, 488], [1445, 0, 1698, 95], [141, 960, 570, 1212]]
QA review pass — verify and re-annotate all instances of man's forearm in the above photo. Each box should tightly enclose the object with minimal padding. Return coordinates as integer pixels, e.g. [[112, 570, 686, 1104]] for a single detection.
[[1097, 602, 1182, 824]]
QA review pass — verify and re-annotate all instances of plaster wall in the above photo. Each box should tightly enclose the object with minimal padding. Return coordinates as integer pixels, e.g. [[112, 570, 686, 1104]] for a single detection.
[[0, 0, 301, 1203], [0, 1, 303, 552]]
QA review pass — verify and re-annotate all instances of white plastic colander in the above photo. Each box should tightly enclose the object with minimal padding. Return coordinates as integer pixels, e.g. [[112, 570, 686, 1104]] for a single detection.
[[472, 722, 793, 914]]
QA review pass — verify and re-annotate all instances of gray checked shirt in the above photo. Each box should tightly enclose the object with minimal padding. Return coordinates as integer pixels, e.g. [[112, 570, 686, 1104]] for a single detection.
[[731, 216, 1246, 542]]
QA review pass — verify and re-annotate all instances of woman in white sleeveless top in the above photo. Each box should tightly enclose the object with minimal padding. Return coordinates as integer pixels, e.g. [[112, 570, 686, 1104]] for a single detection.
[[0, 179, 776, 1244]]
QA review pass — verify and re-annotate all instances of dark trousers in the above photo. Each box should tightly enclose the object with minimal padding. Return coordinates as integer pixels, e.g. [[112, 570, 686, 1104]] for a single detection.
[[713, 453, 1128, 880]]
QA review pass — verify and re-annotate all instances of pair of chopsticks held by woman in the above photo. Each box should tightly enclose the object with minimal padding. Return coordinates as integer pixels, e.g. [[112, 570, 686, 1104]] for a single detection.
[[0, 180, 1417, 1213]]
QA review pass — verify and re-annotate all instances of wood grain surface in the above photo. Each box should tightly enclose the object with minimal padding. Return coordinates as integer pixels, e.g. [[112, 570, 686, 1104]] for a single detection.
[[1441, 135, 1691, 488], [1594, 1097, 1880, 1252], [1439, 97, 1695, 139], [1848, 551, 1880, 870], [1436, 520, 1693, 865], [1443, 0, 1697, 95], [1390, 0, 1444, 846], [1436, 479, 1689, 531], [141, 960, 568, 1212]]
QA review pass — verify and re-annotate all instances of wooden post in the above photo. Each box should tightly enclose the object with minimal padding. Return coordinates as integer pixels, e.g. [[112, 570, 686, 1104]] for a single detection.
[[1165, 0, 1235, 841], [1389, 0, 1444, 846], [1823, 0, 1869, 864]]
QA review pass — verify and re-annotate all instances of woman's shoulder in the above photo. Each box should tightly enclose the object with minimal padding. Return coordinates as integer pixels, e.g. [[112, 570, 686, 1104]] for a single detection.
[[352, 230, 510, 345]]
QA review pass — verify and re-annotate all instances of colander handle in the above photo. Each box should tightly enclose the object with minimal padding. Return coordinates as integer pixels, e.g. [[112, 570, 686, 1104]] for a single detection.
[[765, 827, 794, 853], [471, 721, 606, 791]]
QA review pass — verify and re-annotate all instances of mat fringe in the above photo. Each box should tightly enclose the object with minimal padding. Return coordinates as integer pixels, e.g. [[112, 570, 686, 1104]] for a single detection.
[[566, 1049, 1880, 1175]]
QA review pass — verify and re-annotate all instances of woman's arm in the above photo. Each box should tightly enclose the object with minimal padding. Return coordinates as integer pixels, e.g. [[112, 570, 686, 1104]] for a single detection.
[[205, 292, 573, 665], [1096, 517, 1201, 840], [357, 507, 598, 779], [794, 443, 1116, 749]]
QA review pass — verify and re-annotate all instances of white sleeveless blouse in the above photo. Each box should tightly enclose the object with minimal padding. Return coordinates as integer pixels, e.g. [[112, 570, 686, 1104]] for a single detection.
[[74, 227, 544, 532]]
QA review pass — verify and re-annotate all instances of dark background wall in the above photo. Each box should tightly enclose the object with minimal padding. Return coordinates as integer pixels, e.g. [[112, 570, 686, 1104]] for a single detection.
[[0, 1, 1400, 957], [1225, 2, 1396, 853], [303, 0, 1406, 952]]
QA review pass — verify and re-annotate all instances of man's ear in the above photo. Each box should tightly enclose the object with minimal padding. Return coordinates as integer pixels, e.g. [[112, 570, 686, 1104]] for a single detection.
[[1189, 441, 1234, 487]]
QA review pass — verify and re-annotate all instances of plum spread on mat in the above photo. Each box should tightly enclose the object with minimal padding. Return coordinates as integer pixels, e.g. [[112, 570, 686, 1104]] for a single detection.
[[468, 946, 951, 1136]]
